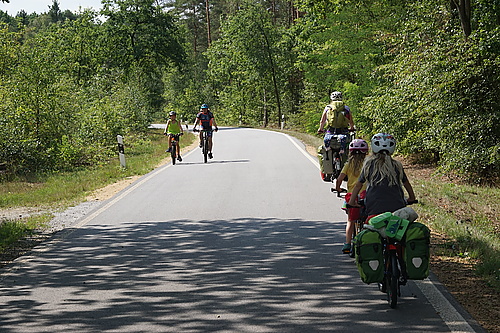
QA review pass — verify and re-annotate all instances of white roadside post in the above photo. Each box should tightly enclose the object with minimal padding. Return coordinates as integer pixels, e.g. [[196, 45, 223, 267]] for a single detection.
[[281, 114, 285, 130], [117, 135, 126, 168]]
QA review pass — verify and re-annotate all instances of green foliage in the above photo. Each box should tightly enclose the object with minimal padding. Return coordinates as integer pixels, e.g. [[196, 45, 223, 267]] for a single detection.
[[205, 1, 297, 127], [0, 213, 50, 251], [292, 2, 394, 135], [414, 178, 500, 289], [0, 221, 31, 250], [361, 2, 500, 181], [1, 0, 499, 182], [0, 129, 194, 208], [0, 2, 186, 176]]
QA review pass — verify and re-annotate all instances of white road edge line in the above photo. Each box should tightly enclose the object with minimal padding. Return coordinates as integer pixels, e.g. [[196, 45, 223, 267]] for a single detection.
[[0, 149, 198, 279], [280, 132, 319, 168], [415, 279, 476, 333], [3, 129, 478, 333], [73, 147, 198, 229]]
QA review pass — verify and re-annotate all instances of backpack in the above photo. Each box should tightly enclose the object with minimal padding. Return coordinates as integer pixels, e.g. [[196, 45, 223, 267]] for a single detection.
[[353, 229, 384, 284], [403, 222, 430, 280], [326, 101, 349, 129]]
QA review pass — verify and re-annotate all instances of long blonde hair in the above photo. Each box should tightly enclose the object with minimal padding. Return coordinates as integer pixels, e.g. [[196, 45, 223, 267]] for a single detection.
[[361, 152, 404, 186], [345, 151, 366, 178]]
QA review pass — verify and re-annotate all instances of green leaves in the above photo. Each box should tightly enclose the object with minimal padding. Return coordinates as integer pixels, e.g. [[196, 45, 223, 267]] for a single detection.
[[359, 1, 500, 181], [0, 2, 187, 175], [205, 1, 291, 126]]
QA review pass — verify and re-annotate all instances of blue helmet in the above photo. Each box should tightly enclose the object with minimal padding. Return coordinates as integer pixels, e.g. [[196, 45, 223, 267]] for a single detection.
[[200, 104, 209, 109]]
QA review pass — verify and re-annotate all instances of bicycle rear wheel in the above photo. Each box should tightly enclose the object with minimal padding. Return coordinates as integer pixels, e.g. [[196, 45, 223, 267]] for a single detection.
[[386, 254, 399, 308]]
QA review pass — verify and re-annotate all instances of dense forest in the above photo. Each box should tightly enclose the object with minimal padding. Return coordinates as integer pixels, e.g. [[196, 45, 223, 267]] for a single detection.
[[0, 0, 498, 182]]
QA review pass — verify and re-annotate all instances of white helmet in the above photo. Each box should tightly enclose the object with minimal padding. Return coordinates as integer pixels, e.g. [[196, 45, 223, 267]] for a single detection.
[[330, 91, 342, 101], [371, 133, 396, 154]]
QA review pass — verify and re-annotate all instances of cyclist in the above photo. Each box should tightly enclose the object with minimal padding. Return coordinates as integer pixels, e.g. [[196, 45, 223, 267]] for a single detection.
[[164, 111, 184, 162], [317, 91, 355, 151], [193, 104, 219, 159], [347, 133, 416, 217], [334, 139, 369, 254]]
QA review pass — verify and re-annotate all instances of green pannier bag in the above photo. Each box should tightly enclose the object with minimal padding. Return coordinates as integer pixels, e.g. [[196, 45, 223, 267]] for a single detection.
[[403, 222, 431, 280], [354, 229, 384, 284]]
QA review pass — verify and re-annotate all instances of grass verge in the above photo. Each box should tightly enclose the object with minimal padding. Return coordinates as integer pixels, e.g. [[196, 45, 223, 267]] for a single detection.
[[412, 177, 500, 289], [0, 129, 195, 249]]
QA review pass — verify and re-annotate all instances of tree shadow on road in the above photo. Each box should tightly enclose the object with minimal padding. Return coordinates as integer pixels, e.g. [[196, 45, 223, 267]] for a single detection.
[[0, 218, 448, 332]]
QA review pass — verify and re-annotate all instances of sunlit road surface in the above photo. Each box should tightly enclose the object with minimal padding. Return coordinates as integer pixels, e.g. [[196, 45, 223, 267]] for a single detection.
[[0, 128, 482, 332]]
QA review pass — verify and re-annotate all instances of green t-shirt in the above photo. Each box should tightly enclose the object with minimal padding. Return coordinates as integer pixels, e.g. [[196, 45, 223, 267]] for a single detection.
[[166, 120, 182, 134]]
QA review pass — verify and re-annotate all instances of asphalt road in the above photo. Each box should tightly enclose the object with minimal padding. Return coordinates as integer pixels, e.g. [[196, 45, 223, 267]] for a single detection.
[[0, 128, 483, 332]]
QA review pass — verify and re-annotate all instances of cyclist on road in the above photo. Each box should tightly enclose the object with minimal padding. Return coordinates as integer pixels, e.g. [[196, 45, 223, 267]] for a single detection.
[[164, 111, 184, 162], [348, 133, 416, 217], [193, 104, 218, 159], [335, 139, 369, 254], [317, 91, 355, 151]]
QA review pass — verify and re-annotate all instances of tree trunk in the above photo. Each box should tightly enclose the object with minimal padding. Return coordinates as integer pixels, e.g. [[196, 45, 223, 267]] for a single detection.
[[451, 0, 471, 39], [205, 0, 212, 46], [259, 23, 281, 128]]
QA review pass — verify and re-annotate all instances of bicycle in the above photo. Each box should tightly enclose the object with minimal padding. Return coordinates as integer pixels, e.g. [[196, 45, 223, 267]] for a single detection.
[[165, 133, 183, 165], [193, 129, 211, 163], [320, 129, 354, 182], [334, 190, 366, 258], [349, 200, 418, 308], [375, 200, 419, 308]]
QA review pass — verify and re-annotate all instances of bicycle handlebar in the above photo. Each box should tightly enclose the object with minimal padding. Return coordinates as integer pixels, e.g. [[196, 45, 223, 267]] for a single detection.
[[193, 128, 217, 132], [331, 188, 347, 197], [346, 199, 418, 209]]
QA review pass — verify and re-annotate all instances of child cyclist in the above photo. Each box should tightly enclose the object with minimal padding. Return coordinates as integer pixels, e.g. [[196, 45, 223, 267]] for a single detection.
[[164, 111, 184, 162], [348, 133, 416, 217], [335, 139, 369, 254]]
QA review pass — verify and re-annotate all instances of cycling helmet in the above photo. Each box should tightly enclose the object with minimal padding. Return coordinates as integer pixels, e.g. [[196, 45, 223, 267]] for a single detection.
[[371, 133, 396, 154], [169, 111, 177, 116], [349, 139, 369, 153], [330, 91, 342, 101], [200, 104, 209, 109]]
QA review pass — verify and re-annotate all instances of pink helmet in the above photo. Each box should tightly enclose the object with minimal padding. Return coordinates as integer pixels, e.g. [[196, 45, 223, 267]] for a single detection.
[[349, 139, 369, 153]]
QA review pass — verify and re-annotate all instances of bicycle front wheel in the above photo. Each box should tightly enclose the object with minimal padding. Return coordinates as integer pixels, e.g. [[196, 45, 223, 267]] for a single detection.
[[203, 139, 208, 163], [171, 143, 177, 165]]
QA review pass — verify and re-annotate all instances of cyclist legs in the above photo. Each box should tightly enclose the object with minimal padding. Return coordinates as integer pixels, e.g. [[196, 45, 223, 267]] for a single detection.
[[345, 220, 354, 244], [208, 136, 213, 152]]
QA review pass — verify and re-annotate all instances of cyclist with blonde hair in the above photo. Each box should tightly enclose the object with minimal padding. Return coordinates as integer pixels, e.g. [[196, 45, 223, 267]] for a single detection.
[[348, 133, 415, 216]]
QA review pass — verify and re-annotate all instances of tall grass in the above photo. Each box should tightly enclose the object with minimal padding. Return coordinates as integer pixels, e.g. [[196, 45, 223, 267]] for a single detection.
[[0, 214, 52, 251], [413, 178, 500, 290]]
